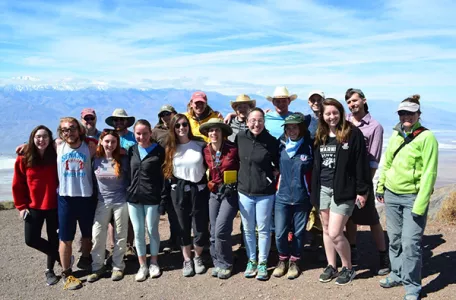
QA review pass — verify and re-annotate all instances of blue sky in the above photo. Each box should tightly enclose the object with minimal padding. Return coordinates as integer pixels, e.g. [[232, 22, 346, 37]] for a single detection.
[[1, 0, 456, 102]]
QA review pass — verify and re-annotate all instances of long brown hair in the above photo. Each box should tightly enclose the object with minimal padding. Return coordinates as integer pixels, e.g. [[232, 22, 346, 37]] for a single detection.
[[24, 125, 56, 168], [96, 130, 122, 178], [314, 98, 352, 146], [162, 114, 202, 179]]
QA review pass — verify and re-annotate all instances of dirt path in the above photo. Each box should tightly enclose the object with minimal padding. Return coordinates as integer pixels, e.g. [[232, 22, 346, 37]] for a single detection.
[[0, 209, 455, 300]]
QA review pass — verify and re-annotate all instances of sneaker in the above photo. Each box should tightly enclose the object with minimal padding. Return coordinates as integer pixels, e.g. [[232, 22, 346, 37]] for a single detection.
[[403, 294, 420, 300], [351, 247, 359, 264], [111, 270, 124, 281], [62, 274, 82, 290], [217, 267, 232, 280], [149, 263, 162, 278], [193, 256, 206, 274], [287, 261, 300, 280], [87, 267, 106, 283], [272, 260, 287, 278], [379, 276, 402, 288], [182, 260, 195, 277], [319, 265, 338, 283], [45, 270, 59, 286], [378, 252, 391, 276], [211, 267, 219, 278], [335, 267, 356, 285], [244, 260, 258, 278], [135, 265, 149, 282], [76, 255, 92, 271], [256, 262, 269, 281]]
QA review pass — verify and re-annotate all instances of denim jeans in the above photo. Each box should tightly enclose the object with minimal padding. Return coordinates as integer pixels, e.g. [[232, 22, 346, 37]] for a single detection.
[[385, 189, 427, 297], [209, 192, 238, 269], [127, 203, 160, 257], [274, 202, 310, 259], [91, 202, 129, 271], [238, 192, 275, 263]]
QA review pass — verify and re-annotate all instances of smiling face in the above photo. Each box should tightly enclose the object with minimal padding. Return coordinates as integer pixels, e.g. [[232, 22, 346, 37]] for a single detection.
[[208, 127, 222, 143], [113, 117, 128, 131], [399, 110, 420, 130], [272, 98, 290, 114], [60, 121, 81, 145], [247, 110, 265, 136], [285, 124, 300, 141], [101, 134, 118, 155], [34, 129, 50, 151], [346, 93, 366, 115], [323, 105, 341, 129], [134, 124, 152, 146], [308, 94, 324, 114], [174, 117, 190, 139], [234, 103, 251, 118], [190, 100, 207, 116]]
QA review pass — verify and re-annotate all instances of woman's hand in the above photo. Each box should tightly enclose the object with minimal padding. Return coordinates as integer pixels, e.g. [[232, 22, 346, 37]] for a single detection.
[[19, 209, 29, 220], [356, 194, 367, 208], [376, 193, 385, 203]]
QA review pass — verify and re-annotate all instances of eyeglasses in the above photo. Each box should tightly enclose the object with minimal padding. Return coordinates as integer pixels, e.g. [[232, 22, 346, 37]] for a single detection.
[[175, 122, 189, 129], [113, 118, 126, 122], [60, 127, 77, 134], [398, 111, 416, 117], [83, 116, 95, 121], [160, 111, 171, 117], [248, 119, 264, 125]]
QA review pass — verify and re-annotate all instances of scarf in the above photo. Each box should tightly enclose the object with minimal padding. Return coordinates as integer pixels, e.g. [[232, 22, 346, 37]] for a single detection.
[[285, 137, 304, 158]]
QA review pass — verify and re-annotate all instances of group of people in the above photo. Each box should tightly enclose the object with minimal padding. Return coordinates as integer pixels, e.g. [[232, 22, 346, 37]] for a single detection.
[[12, 87, 438, 300]]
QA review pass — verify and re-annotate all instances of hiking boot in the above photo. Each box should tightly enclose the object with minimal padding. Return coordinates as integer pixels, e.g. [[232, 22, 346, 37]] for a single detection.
[[272, 260, 287, 278], [351, 246, 359, 265], [111, 270, 124, 281], [87, 267, 106, 283], [287, 261, 300, 280], [218, 267, 232, 280], [125, 245, 137, 258], [256, 261, 269, 281], [244, 260, 257, 278], [45, 269, 58, 286], [211, 267, 219, 278], [379, 276, 402, 288], [193, 256, 206, 274], [149, 263, 161, 278], [135, 265, 149, 282], [76, 255, 92, 271], [335, 267, 356, 285], [182, 260, 195, 277], [319, 265, 338, 283], [62, 273, 82, 290], [378, 252, 391, 276]]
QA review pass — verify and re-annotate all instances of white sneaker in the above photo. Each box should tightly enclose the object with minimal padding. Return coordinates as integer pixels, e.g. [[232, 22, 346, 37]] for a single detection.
[[135, 265, 149, 282], [149, 263, 161, 278]]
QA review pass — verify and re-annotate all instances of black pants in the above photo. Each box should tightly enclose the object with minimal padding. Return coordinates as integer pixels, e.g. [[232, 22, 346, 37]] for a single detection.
[[24, 208, 59, 270], [166, 195, 181, 245]]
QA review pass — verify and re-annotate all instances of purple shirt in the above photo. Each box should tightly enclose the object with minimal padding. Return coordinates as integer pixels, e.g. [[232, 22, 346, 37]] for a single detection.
[[347, 113, 384, 169]]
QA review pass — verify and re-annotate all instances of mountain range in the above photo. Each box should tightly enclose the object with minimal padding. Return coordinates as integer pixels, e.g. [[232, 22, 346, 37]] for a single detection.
[[1, 85, 454, 154]]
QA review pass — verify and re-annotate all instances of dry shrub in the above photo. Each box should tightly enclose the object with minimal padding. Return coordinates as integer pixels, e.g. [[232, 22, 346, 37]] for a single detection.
[[437, 192, 456, 224]]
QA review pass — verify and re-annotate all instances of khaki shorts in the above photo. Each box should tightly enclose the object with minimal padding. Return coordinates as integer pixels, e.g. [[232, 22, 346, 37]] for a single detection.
[[319, 185, 355, 216]]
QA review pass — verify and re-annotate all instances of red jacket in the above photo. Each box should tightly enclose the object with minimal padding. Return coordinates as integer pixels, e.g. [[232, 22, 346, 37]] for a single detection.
[[12, 156, 58, 210], [203, 141, 239, 187]]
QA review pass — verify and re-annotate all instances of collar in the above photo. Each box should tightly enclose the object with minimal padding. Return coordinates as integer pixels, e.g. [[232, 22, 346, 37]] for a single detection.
[[348, 112, 371, 126]]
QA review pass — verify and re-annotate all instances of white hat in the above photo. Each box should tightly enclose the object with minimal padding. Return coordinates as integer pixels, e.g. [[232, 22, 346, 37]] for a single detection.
[[266, 86, 297, 102], [105, 108, 136, 128], [397, 102, 420, 112], [308, 90, 325, 100]]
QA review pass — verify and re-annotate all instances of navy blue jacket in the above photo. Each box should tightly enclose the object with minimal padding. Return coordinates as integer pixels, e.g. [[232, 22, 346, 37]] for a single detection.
[[276, 138, 313, 206]]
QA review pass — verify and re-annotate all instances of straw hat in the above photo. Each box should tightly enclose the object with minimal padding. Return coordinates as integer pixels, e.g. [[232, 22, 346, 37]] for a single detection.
[[230, 94, 256, 110], [105, 109, 135, 128], [199, 118, 233, 137], [266, 86, 297, 102]]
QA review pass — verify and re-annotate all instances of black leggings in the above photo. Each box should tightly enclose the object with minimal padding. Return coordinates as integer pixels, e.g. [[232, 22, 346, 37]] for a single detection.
[[24, 208, 59, 270]]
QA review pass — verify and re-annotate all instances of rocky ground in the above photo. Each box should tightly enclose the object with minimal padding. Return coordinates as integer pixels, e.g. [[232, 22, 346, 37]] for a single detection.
[[0, 209, 455, 300]]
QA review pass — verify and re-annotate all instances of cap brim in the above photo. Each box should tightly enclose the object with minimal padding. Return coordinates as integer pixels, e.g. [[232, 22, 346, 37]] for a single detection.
[[267, 95, 298, 102], [105, 116, 135, 128], [199, 123, 233, 137], [192, 97, 206, 103], [231, 100, 256, 110]]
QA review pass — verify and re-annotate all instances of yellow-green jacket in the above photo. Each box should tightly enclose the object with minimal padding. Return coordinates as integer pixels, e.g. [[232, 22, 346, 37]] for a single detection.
[[184, 106, 222, 142], [376, 122, 438, 216]]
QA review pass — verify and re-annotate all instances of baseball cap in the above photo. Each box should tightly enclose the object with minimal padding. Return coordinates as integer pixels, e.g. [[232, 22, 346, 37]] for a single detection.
[[397, 101, 420, 112], [159, 105, 176, 115], [308, 90, 325, 100], [191, 91, 207, 103], [282, 113, 305, 126], [81, 108, 96, 118]]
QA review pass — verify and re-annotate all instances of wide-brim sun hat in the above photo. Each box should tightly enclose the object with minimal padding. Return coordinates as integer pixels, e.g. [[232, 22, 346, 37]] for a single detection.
[[105, 108, 135, 128], [230, 94, 256, 110], [266, 86, 297, 102], [199, 118, 233, 137]]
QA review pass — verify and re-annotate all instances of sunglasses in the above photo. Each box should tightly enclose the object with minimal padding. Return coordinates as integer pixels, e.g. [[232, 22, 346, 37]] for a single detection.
[[84, 116, 95, 121], [103, 128, 117, 134], [113, 118, 126, 122], [398, 111, 416, 117], [60, 127, 77, 134], [175, 122, 189, 129], [160, 111, 172, 117]]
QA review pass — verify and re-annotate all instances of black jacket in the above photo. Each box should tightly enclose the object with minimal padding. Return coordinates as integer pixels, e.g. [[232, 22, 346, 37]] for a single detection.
[[127, 143, 165, 205], [310, 126, 370, 206], [236, 129, 280, 196]]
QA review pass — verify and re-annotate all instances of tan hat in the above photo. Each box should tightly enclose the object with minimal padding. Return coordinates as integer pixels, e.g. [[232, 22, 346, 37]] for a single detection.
[[266, 86, 297, 102], [105, 108, 135, 128], [199, 118, 233, 137], [230, 94, 256, 110]]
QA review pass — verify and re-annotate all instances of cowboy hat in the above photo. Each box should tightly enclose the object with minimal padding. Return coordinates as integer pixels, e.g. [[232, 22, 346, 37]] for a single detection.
[[199, 118, 233, 137], [105, 108, 135, 128], [230, 94, 256, 110], [266, 86, 297, 102]]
